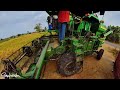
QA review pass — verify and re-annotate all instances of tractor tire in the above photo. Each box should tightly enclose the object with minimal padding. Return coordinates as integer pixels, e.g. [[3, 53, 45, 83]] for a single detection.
[[96, 49, 104, 60], [57, 52, 81, 76]]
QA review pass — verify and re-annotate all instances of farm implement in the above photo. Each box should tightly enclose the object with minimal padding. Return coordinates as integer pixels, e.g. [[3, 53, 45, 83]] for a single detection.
[[1, 11, 113, 79]]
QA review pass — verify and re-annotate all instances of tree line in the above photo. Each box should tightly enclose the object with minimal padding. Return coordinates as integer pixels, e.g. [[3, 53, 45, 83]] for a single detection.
[[106, 25, 120, 44]]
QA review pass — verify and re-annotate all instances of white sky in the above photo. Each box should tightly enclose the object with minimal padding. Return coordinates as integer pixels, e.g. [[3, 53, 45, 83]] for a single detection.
[[0, 11, 120, 39]]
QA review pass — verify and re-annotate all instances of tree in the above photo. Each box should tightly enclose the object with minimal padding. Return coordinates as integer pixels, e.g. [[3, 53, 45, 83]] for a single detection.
[[10, 35, 15, 38], [44, 27, 47, 31], [106, 25, 120, 44], [27, 31, 31, 34], [34, 23, 42, 32], [17, 34, 21, 37]]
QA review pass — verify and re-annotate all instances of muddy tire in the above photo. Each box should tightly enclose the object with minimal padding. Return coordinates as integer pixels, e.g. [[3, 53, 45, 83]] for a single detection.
[[57, 52, 81, 76], [97, 49, 104, 60]]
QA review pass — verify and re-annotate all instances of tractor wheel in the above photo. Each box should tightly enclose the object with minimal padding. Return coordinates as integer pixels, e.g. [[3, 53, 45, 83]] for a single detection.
[[96, 49, 104, 60], [57, 52, 82, 76]]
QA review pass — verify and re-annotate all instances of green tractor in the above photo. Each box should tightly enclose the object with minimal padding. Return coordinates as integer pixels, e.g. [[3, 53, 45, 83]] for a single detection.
[[45, 11, 113, 76], [1, 11, 113, 79]]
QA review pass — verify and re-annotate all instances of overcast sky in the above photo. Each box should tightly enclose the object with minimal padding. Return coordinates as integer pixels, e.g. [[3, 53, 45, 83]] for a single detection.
[[0, 11, 120, 39]]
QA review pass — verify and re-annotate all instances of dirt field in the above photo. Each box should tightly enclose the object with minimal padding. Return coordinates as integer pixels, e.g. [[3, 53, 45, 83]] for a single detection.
[[43, 42, 117, 79]]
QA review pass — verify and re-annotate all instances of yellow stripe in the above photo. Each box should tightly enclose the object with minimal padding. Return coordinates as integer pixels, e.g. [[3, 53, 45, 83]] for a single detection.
[[100, 26, 107, 30]]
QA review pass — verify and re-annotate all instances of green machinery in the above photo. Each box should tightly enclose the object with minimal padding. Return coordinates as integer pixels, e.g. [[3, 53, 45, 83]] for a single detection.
[[1, 11, 113, 79], [45, 12, 113, 76]]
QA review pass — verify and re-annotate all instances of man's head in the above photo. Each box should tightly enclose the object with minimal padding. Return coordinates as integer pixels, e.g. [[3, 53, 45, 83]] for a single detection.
[[85, 13, 90, 16], [100, 20, 104, 23], [53, 15, 58, 19]]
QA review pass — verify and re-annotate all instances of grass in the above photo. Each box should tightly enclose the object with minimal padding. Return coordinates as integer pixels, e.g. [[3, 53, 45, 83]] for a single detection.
[[0, 32, 45, 60], [0, 32, 44, 78], [0, 31, 57, 78]]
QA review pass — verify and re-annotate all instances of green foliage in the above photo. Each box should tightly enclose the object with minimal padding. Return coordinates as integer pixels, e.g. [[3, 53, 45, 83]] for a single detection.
[[17, 34, 22, 37], [106, 25, 120, 44], [34, 23, 42, 32]]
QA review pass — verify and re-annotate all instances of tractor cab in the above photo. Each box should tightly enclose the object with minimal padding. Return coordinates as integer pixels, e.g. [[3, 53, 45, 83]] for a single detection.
[[76, 12, 107, 39], [85, 13, 100, 34]]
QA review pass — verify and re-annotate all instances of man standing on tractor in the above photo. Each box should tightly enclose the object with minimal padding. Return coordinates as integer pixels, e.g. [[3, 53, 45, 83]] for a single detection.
[[58, 11, 70, 41], [47, 15, 53, 30], [52, 15, 58, 30]]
